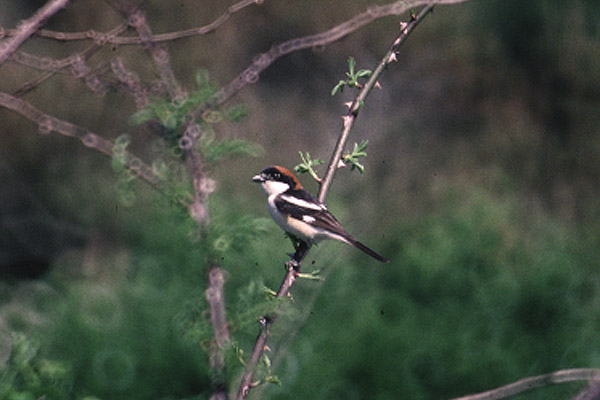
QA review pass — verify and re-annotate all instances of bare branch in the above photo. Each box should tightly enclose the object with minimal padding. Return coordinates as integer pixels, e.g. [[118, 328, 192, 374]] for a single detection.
[[0, 91, 161, 189], [0, 0, 70, 65], [11, 71, 56, 98], [196, 0, 468, 115], [70, 54, 110, 95], [104, 0, 185, 101], [318, 5, 434, 202], [110, 57, 150, 108], [451, 369, 600, 400], [573, 381, 600, 400], [11, 23, 129, 96], [1, 0, 262, 45], [183, 120, 214, 225]]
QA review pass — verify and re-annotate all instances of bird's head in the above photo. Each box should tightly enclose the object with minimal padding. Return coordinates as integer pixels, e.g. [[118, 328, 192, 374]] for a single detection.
[[252, 165, 303, 196]]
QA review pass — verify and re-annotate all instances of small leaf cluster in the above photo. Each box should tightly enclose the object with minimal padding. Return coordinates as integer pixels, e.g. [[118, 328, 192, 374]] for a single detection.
[[342, 140, 369, 173], [118, 71, 262, 208], [295, 151, 324, 182], [111, 133, 137, 206], [229, 345, 281, 389], [295, 140, 369, 180], [331, 57, 372, 96], [129, 71, 217, 130], [129, 70, 257, 165], [198, 131, 263, 164]]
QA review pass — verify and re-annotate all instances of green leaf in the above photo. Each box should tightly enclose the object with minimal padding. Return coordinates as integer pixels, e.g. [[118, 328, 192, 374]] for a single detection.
[[342, 140, 369, 174], [356, 69, 372, 79], [347, 56, 356, 77], [129, 108, 156, 126], [264, 375, 282, 385], [225, 104, 249, 122], [332, 57, 372, 95], [295, 151, 324, 182], [331, 80, 346, 96]]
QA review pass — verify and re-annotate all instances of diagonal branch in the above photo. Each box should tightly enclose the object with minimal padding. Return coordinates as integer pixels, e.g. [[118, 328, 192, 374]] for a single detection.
[[450, 368, 600, 400], [1, 0, 262, 45], [104, 0, 185, 100], [235, 6, 436, 399], [318, 5, 434, 202], [194, 0, 467, 116], [11, 22, 129, 96], [0, 91, 161, 189], [0, 0, 70, 65]]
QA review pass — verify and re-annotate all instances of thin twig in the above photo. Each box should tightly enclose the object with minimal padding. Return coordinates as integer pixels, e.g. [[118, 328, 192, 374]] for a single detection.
[[193, 0, 466, 117], [110, 56, 150, 108], [1, 0, 262, 45], [319, 4, 434, 202], [0, 91, 161, 189], [104, 0, 185, 100], [11, 23, 129, 96], [451, 369, 600, 400], [0, 0, 70, 65], [235, 6, 435, 399]]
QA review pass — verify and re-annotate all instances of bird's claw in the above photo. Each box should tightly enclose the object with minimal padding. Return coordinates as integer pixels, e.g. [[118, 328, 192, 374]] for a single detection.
[[285, 258, 301, 271]]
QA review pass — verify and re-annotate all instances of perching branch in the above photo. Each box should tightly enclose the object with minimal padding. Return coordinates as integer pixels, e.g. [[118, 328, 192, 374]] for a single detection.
[[0, 0, 70, 65], [318, 4, 434, 202], [235, 6, 435, 399], [450, 369, 600, 400]]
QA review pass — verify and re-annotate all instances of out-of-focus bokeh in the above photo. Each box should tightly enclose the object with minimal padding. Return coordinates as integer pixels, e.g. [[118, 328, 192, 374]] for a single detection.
[[1, 0, 600, 399]]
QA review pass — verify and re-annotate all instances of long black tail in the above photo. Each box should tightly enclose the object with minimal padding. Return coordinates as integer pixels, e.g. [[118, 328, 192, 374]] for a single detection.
[[348, 238, 390, 263]]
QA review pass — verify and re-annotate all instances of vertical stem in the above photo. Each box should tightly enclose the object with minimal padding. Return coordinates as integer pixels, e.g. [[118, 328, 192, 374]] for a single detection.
[[318, 4, 434, 203], [206, 266, 231, 400]]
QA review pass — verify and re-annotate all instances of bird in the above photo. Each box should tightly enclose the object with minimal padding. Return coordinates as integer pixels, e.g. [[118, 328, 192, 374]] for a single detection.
[[252, 165, 389, 263]]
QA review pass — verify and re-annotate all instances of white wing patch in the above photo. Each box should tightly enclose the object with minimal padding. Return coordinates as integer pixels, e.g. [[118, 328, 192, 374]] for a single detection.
[[302, 215, 316, 223], [280, 194, 326, 211]]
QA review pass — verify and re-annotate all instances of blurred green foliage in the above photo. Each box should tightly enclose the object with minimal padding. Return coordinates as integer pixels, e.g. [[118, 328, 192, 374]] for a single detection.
[[3, 184, 598, 399], [265, 188, 600, 400]]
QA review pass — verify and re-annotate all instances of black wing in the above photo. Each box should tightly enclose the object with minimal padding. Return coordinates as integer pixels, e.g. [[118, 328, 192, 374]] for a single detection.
[[274, 190, 350, 238], [275, 190, 390, 263]]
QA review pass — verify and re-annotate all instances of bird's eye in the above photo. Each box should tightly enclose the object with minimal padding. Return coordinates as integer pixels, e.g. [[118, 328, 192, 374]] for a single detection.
[[274, 172, 281, 179]]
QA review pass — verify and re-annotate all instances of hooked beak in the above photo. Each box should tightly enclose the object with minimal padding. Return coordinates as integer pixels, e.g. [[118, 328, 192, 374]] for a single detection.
[[252, 174, 265, 183]]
